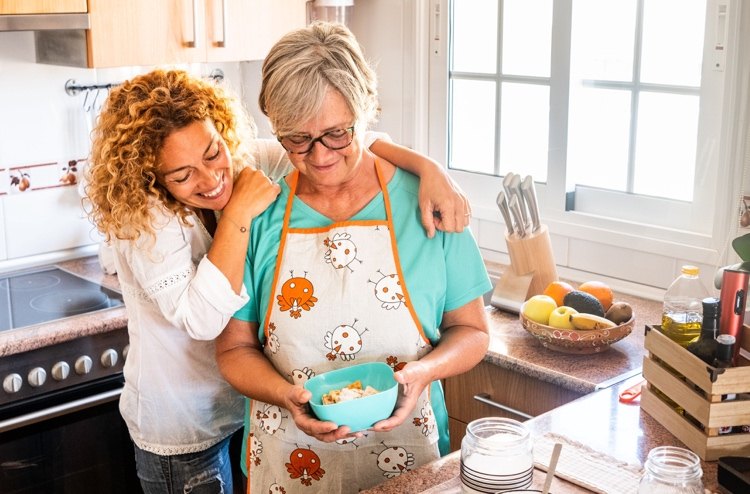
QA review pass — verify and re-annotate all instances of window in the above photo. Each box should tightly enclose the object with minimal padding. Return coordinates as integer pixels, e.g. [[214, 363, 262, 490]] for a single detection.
[[429, 0, 748, 257]]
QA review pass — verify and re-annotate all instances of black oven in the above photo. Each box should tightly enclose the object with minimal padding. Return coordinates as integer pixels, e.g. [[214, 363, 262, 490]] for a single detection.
[[0, 267, 140, 493]]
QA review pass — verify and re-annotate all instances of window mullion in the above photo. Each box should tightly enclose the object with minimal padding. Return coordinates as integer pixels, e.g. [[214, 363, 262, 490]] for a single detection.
[[495, 0, 504, 176], [627, 0, 646, 194], [547, 0, 573, 210]]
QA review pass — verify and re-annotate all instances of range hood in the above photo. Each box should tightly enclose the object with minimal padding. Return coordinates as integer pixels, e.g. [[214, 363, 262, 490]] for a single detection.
[[0, 13, 89, 31]]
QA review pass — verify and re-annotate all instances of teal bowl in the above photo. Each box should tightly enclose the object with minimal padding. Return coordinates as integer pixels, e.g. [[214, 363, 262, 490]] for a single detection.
[[304, 362, 398, 432]]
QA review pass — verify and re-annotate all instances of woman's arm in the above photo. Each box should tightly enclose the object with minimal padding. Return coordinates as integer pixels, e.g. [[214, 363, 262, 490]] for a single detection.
[[369, 139, 470, 238], [216, 318, 359, 442], [208, 168, 280, 293]]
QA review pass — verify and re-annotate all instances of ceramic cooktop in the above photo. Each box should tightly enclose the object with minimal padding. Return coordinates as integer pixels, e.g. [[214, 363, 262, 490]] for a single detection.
[[0, 267, 124, 332]]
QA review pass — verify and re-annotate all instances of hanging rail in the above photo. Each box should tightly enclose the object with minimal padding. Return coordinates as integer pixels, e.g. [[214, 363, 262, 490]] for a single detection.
[[63, 68, 225, 97]]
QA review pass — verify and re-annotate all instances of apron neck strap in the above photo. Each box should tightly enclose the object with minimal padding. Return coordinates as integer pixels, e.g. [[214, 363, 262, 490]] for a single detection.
[[283, 161, 393, 224]]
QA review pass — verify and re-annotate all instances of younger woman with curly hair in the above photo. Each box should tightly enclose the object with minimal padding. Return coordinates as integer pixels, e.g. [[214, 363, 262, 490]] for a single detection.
[[85, 68, 468, 494]]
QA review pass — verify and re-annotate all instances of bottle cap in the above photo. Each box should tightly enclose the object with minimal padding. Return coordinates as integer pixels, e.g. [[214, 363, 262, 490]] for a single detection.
[[716, 334, 736, 363], [702, 297, 720, 317], [682, 265, 700, 276]]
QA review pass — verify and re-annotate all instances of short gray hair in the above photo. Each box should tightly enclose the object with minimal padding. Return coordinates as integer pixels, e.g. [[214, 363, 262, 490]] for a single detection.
[[259, 21, 379, 136]]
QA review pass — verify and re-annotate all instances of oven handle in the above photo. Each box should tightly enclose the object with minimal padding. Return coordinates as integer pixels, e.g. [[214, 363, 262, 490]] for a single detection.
[[0, 386, 123, 433]]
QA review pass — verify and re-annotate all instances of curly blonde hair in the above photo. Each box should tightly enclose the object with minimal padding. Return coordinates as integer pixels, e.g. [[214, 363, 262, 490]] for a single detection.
[[86, 69, 256, 242]]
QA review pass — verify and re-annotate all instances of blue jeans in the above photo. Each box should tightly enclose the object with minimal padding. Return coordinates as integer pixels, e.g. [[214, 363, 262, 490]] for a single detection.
[[133, 435, 233, 494]]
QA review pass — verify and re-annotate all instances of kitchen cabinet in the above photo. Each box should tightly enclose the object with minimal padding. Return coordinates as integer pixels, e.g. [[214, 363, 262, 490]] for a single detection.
[[444, 360, 584, 452], [0, 0, 85, 14], [35, 0, 306, 68]]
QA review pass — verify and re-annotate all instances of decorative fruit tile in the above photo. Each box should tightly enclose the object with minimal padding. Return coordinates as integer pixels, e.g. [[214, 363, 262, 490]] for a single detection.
[[7, 159, 85, 194]]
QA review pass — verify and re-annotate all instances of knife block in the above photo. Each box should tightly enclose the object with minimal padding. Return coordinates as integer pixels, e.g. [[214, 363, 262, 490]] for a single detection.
[[490, 224, 559, 313]]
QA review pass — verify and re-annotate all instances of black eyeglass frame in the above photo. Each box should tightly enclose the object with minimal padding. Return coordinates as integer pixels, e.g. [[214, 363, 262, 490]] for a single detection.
[[277, 126, 356, 154]]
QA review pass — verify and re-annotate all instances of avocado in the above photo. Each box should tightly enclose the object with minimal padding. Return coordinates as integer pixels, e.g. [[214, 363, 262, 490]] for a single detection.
[[563, 290, 605, 317]]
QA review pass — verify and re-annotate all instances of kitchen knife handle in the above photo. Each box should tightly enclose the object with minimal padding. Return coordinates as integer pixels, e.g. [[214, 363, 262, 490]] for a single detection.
[[496, 191, 514, 235], [502, 173, 515, 200], [509, 174, 528, 229], [521, 175, 541, 233], [509, 194, 526, 237]]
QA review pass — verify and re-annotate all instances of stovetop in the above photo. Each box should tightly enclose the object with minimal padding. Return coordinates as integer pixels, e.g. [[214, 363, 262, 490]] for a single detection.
[[0, 267, 124, 332]]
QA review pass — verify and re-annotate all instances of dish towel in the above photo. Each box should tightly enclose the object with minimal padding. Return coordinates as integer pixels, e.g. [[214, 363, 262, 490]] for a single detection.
[[533, 432, 643, 494]]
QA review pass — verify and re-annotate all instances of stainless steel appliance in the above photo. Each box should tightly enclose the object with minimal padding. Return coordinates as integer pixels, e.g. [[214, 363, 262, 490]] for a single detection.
[[0, 266, 139, 493]]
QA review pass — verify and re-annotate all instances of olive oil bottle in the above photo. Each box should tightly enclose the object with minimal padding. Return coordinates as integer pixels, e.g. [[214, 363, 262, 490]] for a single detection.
[[661, 265, 710, 347]]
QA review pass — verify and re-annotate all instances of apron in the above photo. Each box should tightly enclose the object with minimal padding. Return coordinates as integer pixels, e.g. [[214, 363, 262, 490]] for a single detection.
[[246, 162, 440, 493]]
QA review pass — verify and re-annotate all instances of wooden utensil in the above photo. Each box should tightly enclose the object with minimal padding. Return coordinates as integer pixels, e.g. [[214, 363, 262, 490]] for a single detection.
[[542, 442, 562, 494]]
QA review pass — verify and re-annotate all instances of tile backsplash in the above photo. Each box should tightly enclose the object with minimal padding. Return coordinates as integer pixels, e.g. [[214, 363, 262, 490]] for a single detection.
[[0, 31, 243, 274]]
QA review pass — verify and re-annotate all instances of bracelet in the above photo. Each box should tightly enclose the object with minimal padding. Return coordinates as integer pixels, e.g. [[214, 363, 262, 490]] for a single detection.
[[222, 215, 248, 233]]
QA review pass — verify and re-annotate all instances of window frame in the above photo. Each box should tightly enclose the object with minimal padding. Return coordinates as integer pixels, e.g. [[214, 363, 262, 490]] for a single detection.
[[426, 0, 749, 267]]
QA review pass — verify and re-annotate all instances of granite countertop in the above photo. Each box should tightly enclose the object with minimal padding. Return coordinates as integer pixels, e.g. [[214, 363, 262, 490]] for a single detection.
[[483, 290, 663, 394], [363, 375, 722, 493], [0, 256, 126, 357]]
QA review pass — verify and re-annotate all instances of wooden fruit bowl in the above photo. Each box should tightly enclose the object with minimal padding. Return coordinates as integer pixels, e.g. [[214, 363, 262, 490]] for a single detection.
[[519, 312, 635, 354]]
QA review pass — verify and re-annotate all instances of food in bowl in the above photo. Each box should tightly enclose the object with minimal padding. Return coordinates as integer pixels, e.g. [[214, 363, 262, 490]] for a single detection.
[[304, 362, 398, 432], [321, 380, 379, 405]]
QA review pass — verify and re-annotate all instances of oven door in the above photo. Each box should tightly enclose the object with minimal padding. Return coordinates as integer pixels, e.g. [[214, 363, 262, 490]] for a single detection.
[[0, 375, 140, 494]]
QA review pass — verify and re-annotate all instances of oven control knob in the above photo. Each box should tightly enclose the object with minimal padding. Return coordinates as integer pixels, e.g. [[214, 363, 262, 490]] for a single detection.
[[3, 373, 22, 394], [100, 349, 118, 368], [28, 367, 47, 388], [75, 356, 93, 375], [123, 344, 130, 360], [52, 361, 70, 381]]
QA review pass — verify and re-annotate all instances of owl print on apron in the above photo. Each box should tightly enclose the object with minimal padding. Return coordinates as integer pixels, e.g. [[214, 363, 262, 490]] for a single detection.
[[245, 163, 441, 493]]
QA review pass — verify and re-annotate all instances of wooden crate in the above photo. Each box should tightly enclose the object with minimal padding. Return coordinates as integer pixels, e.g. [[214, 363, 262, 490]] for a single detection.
[[640, 325, 750, 461]]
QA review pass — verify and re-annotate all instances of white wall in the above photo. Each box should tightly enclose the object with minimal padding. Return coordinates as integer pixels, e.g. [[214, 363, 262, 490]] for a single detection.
[[0, 31, 244, 274]]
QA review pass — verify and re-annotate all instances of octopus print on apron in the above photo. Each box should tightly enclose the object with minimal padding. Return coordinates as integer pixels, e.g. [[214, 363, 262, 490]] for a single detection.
[[246, 163, 440, 493]]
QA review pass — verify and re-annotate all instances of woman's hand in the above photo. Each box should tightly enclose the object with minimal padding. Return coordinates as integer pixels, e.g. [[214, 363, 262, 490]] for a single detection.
[[284, 385, 362, 443], [418, 170, 471, 238], [371, 360, 431, 432], [367, 138, 470, 238], [223, 167, 280, 226]]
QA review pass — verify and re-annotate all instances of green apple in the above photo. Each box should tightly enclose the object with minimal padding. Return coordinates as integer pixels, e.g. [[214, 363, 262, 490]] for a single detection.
[[522, 295, 557, 325], [548, 306, 579, 329]]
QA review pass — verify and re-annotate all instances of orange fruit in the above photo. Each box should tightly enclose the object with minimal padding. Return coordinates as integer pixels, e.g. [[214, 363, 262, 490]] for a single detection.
[[543, 281, 575, 307], [578, 281, 614, 311]]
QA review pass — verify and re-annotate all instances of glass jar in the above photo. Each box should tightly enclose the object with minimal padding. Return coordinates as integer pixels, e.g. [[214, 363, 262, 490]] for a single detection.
[[460, 417, 533, 493], [638, 446, 704, 493]]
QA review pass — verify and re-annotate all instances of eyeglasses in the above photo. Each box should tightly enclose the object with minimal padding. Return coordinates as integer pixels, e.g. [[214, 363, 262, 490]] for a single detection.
[[278, 126, 355, 154]]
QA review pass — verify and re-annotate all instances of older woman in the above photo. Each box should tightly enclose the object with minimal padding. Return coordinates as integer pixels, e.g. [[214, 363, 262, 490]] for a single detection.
[[216, 22, 491, 493], [86, 68, 472, 494]]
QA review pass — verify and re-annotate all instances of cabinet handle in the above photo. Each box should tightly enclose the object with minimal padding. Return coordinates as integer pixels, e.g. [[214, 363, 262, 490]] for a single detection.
[[473, 393, 533, 420], [185, 0, 199, 48], [215, 0, 227, 47]]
